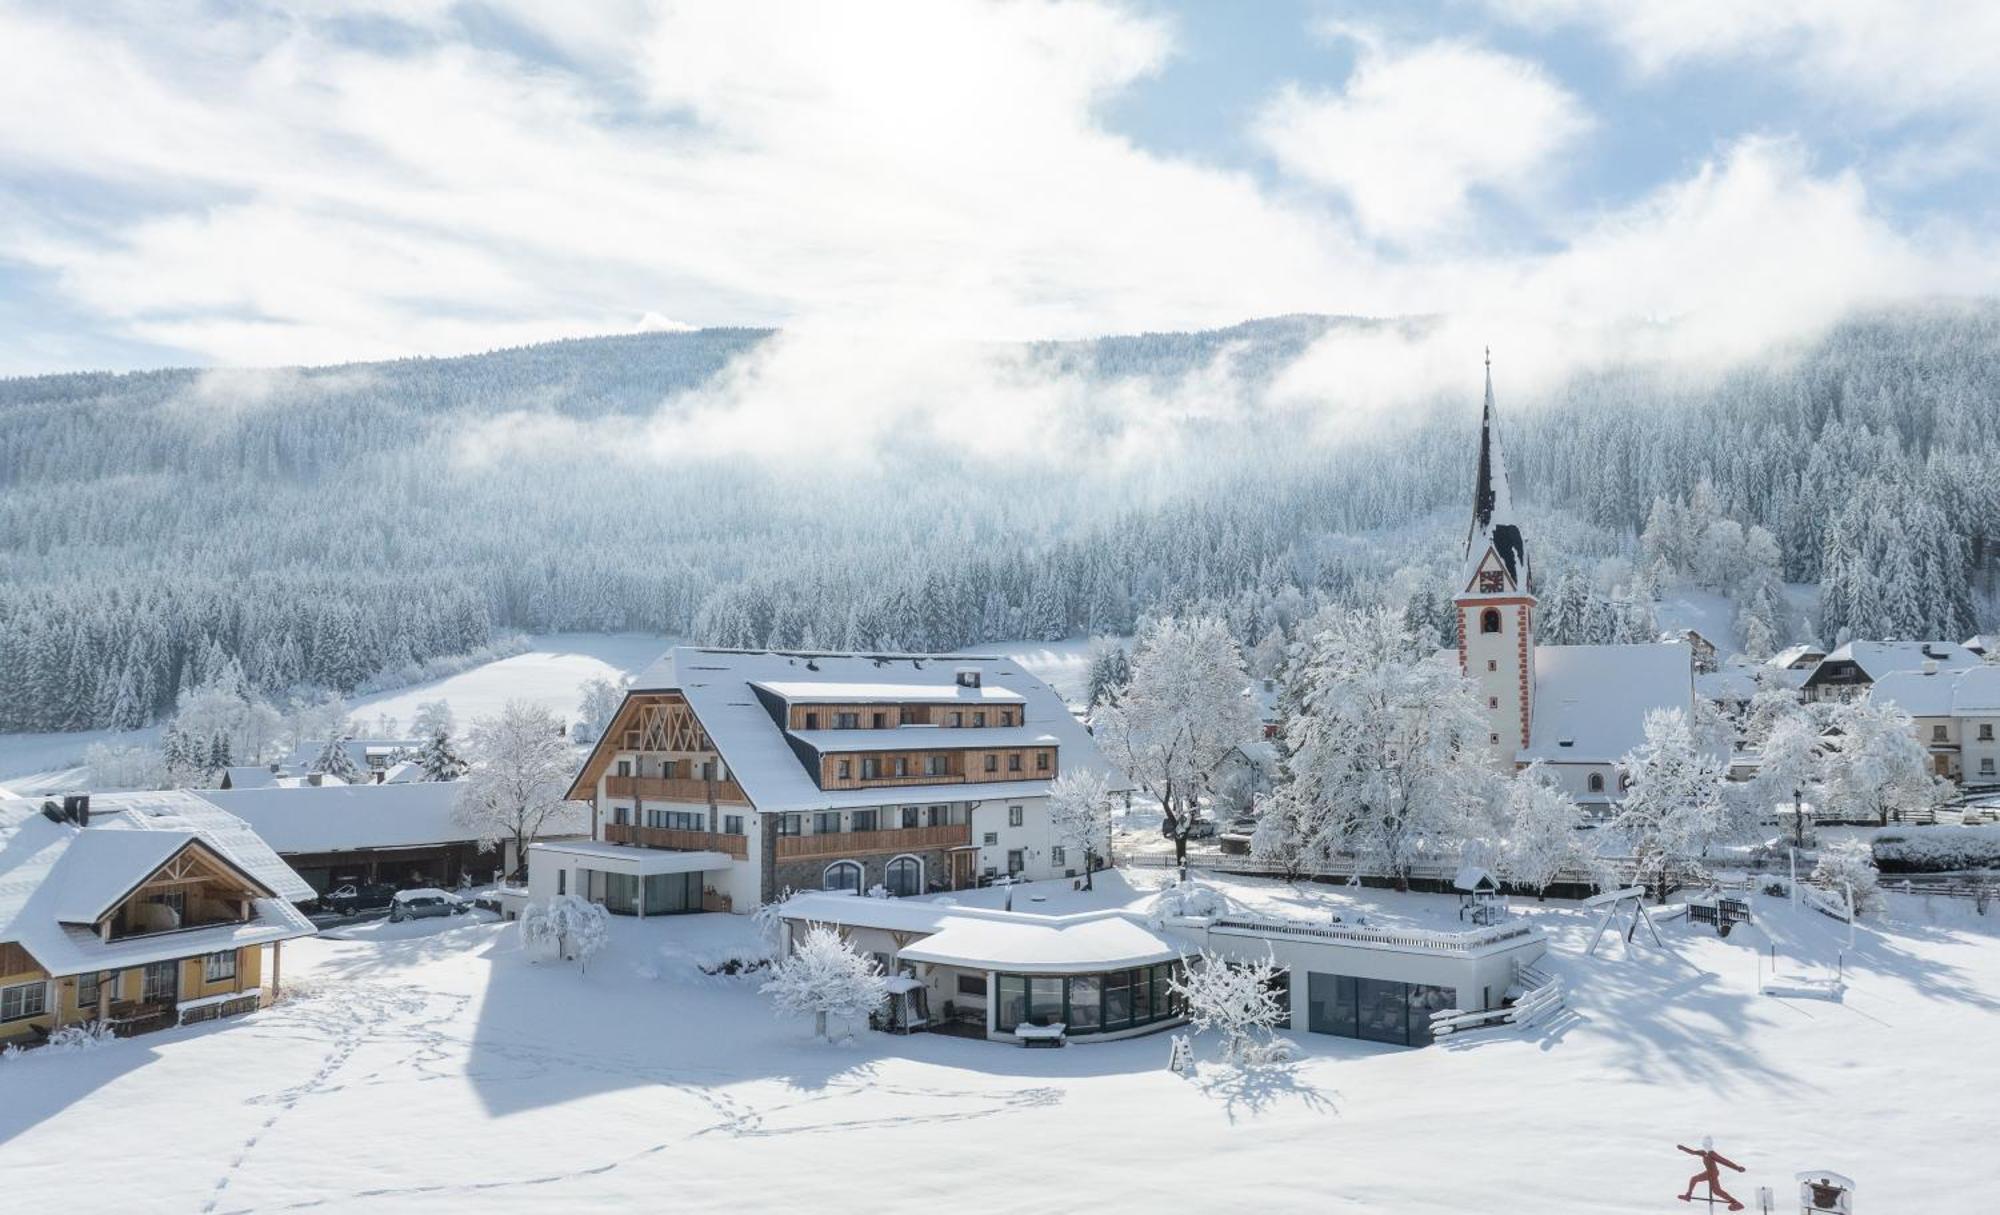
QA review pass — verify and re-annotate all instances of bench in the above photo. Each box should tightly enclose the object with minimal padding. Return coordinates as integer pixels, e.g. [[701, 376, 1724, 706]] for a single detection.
[[1016, 1022, 1066, 1048]]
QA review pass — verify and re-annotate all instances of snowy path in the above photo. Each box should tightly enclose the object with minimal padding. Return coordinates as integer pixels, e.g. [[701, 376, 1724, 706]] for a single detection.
[[2, 885, 1996, 1211]]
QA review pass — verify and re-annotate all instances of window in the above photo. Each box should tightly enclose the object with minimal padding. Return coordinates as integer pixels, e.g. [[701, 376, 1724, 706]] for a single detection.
[[861, 758, 881, 779], [141, 961, 177, 1004], [778, 814, 804, 837], [724, 815, 744, 835], [950, 712, 963, 727], [1480, 608, 1502, 635], [1488, 696, 1499, 709], [852, 809, 878, 832], [1008, 805, 1024, 827], [1036, 752, 1050, 771], [804, 712, 819, 730], [557, 869, 566, 895], [973, 712, 986, 727], [837, 760, 852, 779], [928, 805, 948, 826], [1487, 660, 1497, 672], [984, 755, 998, 773], [1489, 733, 1499, 744], [203, 951, 238, 983], [1000, 711, 1013, 726], [885, 855, 923, 897], [901, 708, 919, 725], [983, 832, 999, 846], [815, 811, 843, 834], [1007, 753, 1022, 772], [1983, 758, 1997, 776], [902, 807, 920, 828], [1051, 845, 1066, 867], [616, 760, 631, 777], [893, 758, 908, 777], [823, 861, 864, 893], [2, 981, 47, 1021], [1007, 849, 1025, 875], [612, 805, 630, 826], [1933, 724, 1949, 742], [834, 712, 860, 729], [1587, 773, 1605, 793], [957, 973, 985, 998], [1306, 973, 1454, 1047], [1982, 724, 1995, 741], [926, 755, 948, 776], [77, 970, 117, 1008]]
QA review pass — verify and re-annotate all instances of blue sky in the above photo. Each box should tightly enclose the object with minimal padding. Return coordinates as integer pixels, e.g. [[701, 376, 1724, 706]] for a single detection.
[[1, 0, 1996, 378]]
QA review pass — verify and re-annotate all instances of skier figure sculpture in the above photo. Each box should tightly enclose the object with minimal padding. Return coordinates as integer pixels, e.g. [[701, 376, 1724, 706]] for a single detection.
[[1677, 1138, 1746, 1211]]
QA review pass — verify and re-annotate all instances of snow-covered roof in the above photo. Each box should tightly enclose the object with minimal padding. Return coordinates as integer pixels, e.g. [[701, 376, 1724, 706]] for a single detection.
[[1766, 644, 1826, 670], [0, 790, 316, 978], [381, 761, 426, 784], [1963, 634, 2000, 656], [1867, 668, 1959, 717], [1811, 641, 1977, 683], [899, 914, 1184, 975], [752, 680, 1025, 705], [196, 781, 546, 854], [620, 647, 1128, 813], [1949, 666, 2000, 714], [1452, 865, 1498, 893], [528, 841, 731, 875], [221, 765, 282, 790], [282, 738, 424, 772], [1695, 669, 1760, 703], [787, 727, 1059, 753], [1520, 643, 1695, 764]]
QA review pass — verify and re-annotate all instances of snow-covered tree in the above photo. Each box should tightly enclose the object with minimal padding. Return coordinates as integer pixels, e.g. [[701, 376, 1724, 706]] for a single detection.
[[456, 701, 578, 880], [1614, 708, 1731, 901], [1046, 767, 1114, 889], [1499, 763, 1587, 898], [310, 735, 360, 782], [573, 676, 625, 744], [1167, 951, 1288, 1063], [761, 923, 890, 1041], [1259, 608, 1496, 888], [83, 741, 166, 791], [415, 728, 469, 782], [1756, 702, 1828, 848], [1095, 616, 1258, 866], [1084, 637, 1131, 709], [409, 699, 455, 741], [1821, 700, 1942, 826], [521, 894, 612, 972], [1810, 839, 1884, 916]]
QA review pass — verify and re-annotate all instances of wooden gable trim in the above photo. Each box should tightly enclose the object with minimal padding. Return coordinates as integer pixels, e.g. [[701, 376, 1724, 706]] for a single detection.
[[564, 691, 718, 801], [88, 838, 278, 928]]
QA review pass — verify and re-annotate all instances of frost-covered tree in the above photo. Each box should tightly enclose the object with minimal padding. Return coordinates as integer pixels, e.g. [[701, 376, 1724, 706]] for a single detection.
[[1500, 763, 1587, 898], [83, 741, 166, 791], [1756, 702, 1829, 848], [409, 699, 455, 742], [457, 701, 578, 879], [521, 893, 612, 972], [1821, 700, 1943, 826], [1614, 709, 1731, 901], [310, 735, 360, 782], [1084, 637, 1131, 708], [1046, 767, 1115, 889], [1167, 951, 1288, 1063], [573, 676, 625, 744], [761, 923, 890, 1041], [415, 728, 470, 782], [1810, 839, 1884, 916], [1261, 608, 1496, 888], [1096, 616, 1258, 866]]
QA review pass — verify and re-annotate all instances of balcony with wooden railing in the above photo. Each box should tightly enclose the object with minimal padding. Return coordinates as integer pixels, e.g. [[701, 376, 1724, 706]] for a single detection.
[[603, 774, 750, 805], [775, 823, 970, 861], [602, 822, 750, 860]]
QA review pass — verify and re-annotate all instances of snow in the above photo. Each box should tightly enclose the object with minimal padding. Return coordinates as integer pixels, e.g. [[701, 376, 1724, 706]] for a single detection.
[[4, 872, 1995, 1211], [898, 914, 1183, 974], [532, 840, 732, 875], [1654, 588, 1741, 655], [750, 680, 1026, 705], [786, 726, 1058, 751], [1521, 643, 1696, 764], [198, 781, 475, 853]]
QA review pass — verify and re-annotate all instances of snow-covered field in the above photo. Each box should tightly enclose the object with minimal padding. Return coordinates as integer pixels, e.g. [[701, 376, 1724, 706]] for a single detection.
[[4, 871, 1994, 1212]]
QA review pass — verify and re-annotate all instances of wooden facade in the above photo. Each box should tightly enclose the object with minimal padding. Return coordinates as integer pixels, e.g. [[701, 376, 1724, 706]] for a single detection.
[[1, 943, 269, 1042], [786, 702, 1023, 730], [603, 773, 750, 805], [774, 823, 971, 861], [602, 822, 750, 859], [818, 746, 1055, 790]]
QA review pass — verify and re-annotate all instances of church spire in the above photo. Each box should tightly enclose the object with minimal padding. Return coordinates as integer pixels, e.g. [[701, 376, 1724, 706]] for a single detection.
[[1463, 350, 1528, 591]]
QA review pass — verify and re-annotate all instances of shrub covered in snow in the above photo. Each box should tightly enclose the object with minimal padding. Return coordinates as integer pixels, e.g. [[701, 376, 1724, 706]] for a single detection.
[[761, 923, 889, 1041], [1872, 825, 2000, 873], [1152, 878, 1227, 919], [521, 894, 612, 973], [1167, 951, 1288, 1063], [45, 1022, 117, 1052], [1812, 839, 1884, 916]]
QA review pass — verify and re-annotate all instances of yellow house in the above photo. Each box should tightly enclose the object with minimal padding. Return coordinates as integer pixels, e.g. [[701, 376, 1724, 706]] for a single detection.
[[0, 791, 317, 1045]]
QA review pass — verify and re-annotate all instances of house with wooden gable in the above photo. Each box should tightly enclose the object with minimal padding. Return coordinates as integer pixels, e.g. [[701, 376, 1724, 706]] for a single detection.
[[0, 791, 315, 1044], [540, 647, 1126, 914], [1800, 640, 1979, 702]]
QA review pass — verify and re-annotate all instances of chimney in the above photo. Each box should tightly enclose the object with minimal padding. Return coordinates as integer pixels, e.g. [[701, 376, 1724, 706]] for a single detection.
[[63, 793, 90, 827], [955, 667, 982, 689], [1924, 658, 1940, 675]]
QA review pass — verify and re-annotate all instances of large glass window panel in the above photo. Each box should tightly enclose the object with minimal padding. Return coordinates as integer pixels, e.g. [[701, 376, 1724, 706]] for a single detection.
[[885, 856, 921, 897], [643, 871, 697, 914], [1307, 972, 1358, 1037], [1029, 977, 1064, 1026], [1133, 969, 1153, 1024], [1357, 977, 1408, 1045], [823, 861, 863, 893], [604, 872, 639, 915], [1407, 983, 1456, 1048], [997, 975, 1027, 1032], [1069, 975, 1101, 1032], [1102, 972, 1132, 1031]]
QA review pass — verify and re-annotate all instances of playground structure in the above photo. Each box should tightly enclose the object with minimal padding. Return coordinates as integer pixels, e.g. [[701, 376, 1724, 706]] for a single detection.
[[1584, 886, 1663, 957]]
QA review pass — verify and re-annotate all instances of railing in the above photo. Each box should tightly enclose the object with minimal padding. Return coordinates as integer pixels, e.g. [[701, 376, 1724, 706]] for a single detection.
[[841, 772, 969, 788], [602, 822, 749, 860], [603, 774, 750, 805], [1138, 851, 1620, 888], [775, 823, 971, 860], [1209, 915, 1539, 955]]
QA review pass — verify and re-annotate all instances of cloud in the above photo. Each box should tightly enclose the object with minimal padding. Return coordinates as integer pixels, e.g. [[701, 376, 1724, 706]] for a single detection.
[[1254, 38, 1591, 242]]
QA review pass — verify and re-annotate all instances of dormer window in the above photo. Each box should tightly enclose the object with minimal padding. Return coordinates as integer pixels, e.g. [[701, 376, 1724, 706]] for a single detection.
[[872, 712, 887, 729], [804, 712, 819, 730], [956, 669, 982, 688], [834, 712, 859, 729], [973, 712, 986, 727]]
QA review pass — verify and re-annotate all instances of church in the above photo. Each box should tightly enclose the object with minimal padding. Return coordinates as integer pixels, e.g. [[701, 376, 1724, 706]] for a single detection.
[[1453, 357, 1697, 810]]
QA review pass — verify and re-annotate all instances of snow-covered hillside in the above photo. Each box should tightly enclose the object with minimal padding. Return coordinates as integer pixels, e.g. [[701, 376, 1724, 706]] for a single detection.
[[1, 873, 1991, 1211]]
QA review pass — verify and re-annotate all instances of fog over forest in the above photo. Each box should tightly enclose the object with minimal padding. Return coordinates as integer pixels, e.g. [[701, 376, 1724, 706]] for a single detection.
[[2, 304, 1995, 733]]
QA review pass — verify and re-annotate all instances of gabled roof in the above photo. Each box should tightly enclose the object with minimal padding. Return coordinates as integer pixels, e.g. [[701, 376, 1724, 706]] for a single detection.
[[0, 791, 315, 978], [1767, 644, 1827, 670], [1520, 643, 1696, 765], [752, 681, 1025, 705], [1806, 641, 1978, 685], [198, 780, 583, 854], [584, 647, 1129, 813], [1869, 663, 2000, 717], [283, 738, 424, 772]]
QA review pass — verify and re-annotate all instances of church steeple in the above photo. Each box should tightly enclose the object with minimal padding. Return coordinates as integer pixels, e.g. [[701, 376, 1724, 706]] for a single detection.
[[1463, 349, 1529, 593]]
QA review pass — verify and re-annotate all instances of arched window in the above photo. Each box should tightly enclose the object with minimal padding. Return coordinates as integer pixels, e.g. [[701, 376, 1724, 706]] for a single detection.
[[822, 860, 863, 894], [1618, 773, 1632, 793], [1587, 773, 1605, 793], [1480, 608, 1502, 635], [884, 855, 923, 898]]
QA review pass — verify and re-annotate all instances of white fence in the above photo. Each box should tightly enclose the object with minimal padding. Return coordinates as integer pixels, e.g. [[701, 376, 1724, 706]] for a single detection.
[[1208, 914, 1539, 956]]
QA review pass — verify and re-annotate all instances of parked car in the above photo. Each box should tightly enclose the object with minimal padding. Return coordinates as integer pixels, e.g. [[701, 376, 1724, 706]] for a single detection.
[[389, 888, 469, 922], [320, 881, 397, 916], [1163, 814, 1218, 840]]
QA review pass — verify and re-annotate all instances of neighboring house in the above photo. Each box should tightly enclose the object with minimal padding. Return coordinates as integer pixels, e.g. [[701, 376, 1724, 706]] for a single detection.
[[219, 766, 354, 790], [0, 791, 316, 1044], [1660, 628, 1720, 674], [542, 647, 1127, 914], [1454, 359, 1699, 809], [1867, 664, 2000, 784], [199, 781, 581, 894], [1766, 643, 1827, 672], [1799, 641, 1979, 702], [778, 889, 1543, 1048], [282, 738, 426, 778], [1963, 634, 2000, 660]]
